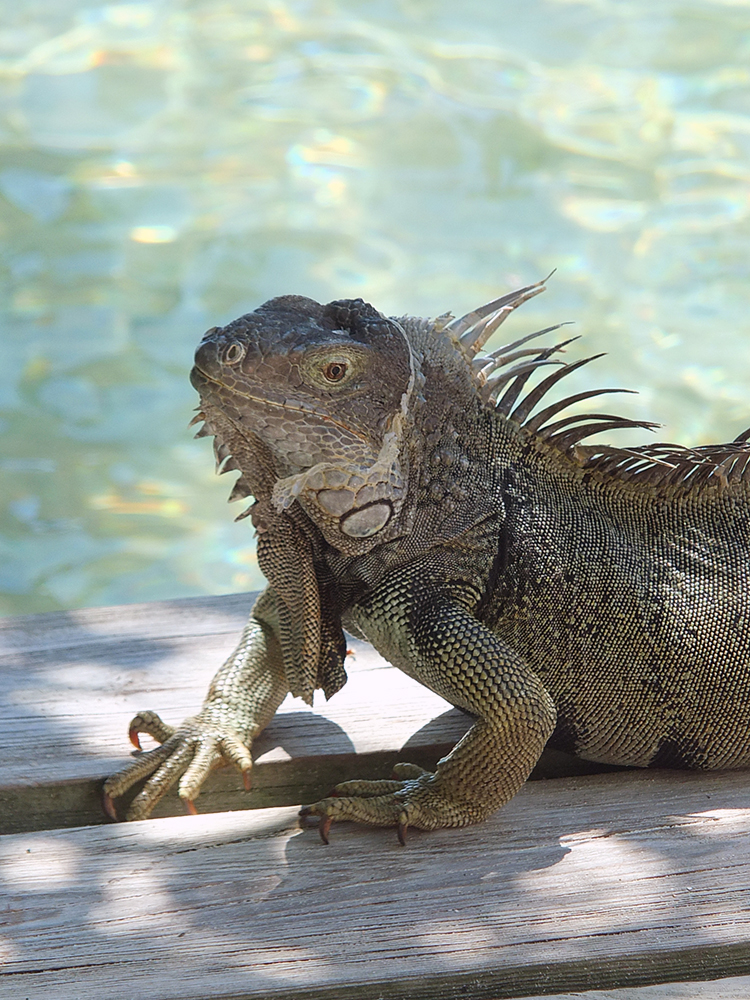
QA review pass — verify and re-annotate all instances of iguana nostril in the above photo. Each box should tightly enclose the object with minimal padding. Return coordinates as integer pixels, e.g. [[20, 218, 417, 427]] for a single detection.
[[223, 342, 246, 365], [194, 332, 247, 372]]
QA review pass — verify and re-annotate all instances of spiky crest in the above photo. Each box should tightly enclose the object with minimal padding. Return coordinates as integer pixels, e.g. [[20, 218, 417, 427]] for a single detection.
[[446, 273, 553, 356], [460, 285, 750, 492]]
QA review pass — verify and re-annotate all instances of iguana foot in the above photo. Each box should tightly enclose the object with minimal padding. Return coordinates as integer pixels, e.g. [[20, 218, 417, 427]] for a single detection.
[[299, 763, 473, 845], [103, 710, 253, 821]]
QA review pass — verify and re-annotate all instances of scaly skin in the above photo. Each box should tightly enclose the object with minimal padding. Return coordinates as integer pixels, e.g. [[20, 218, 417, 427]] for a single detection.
[[103, 283, 750, 841], [300, 563, 556, 841], [103, 591, 288, 820]]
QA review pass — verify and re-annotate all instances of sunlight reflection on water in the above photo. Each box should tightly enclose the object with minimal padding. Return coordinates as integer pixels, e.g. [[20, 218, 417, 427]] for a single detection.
[[0, 0, 749, 613]]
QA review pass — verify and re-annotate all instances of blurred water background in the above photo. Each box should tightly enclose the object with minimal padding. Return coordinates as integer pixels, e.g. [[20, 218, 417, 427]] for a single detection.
[[1, 0, 749, 616]]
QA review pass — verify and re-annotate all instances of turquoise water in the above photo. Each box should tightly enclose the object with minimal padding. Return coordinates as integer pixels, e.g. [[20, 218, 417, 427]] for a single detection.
[[1, 0, 749, 615]]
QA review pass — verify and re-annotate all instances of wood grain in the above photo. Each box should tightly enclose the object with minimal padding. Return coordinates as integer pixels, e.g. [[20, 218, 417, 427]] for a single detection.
[[2, 769, 750, 999]]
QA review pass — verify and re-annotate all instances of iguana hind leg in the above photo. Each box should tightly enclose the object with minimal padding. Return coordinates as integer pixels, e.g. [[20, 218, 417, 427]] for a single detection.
[[300, 577, 556, 842]]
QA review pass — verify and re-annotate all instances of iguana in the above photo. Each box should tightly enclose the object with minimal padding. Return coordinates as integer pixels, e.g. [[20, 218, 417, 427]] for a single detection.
[[103, 279, 750, 843]]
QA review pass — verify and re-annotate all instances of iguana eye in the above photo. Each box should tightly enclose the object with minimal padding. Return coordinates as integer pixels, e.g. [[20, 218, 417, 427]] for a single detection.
[[323, 361, 348, 382]]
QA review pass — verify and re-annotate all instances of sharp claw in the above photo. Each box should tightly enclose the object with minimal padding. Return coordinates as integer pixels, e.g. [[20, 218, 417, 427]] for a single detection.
[[242, 769, 252, 792], [128, 727, 142, 750], [319, 816, 332, 845], [397, 814, 408, 847], [103, 792, 119, 822], [184, 799, 198, 816]]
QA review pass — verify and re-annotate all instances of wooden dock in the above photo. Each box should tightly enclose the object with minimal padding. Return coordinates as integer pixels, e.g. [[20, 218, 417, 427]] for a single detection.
[[2, 593, 750, 999]]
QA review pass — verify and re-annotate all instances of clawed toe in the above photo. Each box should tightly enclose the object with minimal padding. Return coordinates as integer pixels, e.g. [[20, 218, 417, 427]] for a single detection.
[[102, 792, 119, 822], [299, 788, 412, 843], [127, 710, 176, 751], [392, 762, 429, 780], [297, 765, 454, 842], [329, 778, 403, 798], [397, 813, 409, 846], [319, 815, 333, 844], [298, 806, 334, 844]]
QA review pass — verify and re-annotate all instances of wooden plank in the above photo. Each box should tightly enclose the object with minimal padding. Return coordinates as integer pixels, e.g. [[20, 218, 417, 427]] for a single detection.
[[0, 594, 610, 834], [2, 769, 750, 1000], [526, 979, 750, 999]]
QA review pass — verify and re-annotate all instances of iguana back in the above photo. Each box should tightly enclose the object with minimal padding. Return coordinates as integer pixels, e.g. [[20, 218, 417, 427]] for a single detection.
[[479, 423, 750, 771]]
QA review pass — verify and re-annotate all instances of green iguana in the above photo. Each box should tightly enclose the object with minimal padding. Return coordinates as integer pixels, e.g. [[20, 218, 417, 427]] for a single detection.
[[103, 279, 750, 843]]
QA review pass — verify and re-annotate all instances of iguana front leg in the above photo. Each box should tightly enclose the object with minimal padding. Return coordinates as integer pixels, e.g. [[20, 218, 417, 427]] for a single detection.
[[301, 572, 556, 842], [103, 588, 289, 820]]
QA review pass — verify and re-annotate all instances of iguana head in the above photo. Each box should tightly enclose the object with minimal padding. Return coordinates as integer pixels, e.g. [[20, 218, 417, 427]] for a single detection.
[[191, 294, 415, 551]]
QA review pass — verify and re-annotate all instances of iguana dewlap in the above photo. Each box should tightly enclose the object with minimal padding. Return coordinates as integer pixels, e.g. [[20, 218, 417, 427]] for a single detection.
[[103, 280, 750, 842]]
